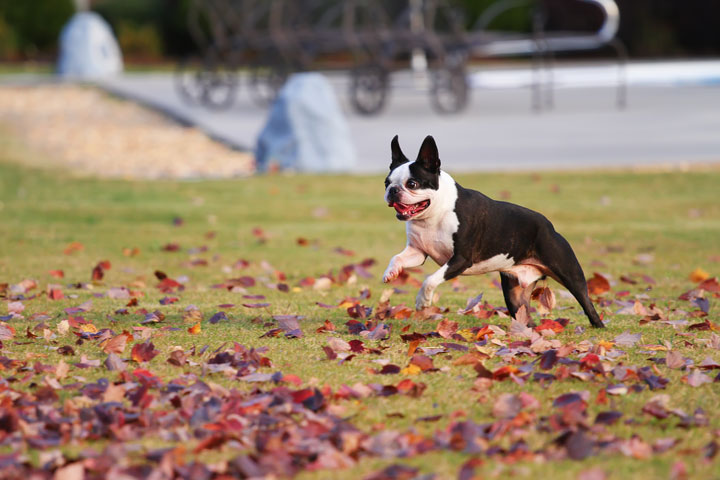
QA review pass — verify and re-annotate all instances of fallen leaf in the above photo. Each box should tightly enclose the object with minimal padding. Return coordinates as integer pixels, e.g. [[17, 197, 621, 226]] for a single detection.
[[327, 337, 351, 352], [492, 393, 522, 419], [104, 353, 127, 371], [63, 242, 84, 255], [685, 369, 712, 387], [690, 267, 710, 283], [54, 462, 84, 480], [102, 332, 130, 354], [666, 350, 685, 369], [614, 331, 641, 347], [400, 364, 421, 376], [587, 273, 611, 295], [131, 341, 159, 362], [437, 319, 459, 339]]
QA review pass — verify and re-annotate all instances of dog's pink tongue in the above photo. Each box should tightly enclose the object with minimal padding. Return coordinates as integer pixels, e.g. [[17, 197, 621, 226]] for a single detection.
[[392, 202, 411, 214]]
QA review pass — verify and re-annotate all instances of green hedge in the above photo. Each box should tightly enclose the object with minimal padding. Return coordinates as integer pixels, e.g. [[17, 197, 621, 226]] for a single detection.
[[0, 0, 75, 59]]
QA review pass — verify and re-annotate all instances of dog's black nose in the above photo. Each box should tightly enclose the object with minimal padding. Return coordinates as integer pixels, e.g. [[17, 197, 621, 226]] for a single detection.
[[388, 185, 400, 197]]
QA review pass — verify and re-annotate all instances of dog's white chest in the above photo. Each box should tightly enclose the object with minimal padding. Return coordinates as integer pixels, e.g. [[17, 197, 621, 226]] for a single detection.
[[407, 215, 457, 266]]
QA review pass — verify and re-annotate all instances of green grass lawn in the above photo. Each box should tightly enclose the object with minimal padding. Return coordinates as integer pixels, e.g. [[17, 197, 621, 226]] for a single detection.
[[1, 142, 719, 479]]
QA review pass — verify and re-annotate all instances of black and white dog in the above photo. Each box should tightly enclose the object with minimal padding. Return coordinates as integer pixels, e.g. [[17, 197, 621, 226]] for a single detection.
[[382, 135, 604, 328]]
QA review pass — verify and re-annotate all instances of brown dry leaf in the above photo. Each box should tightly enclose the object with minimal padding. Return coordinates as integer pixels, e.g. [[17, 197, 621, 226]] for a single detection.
[[55, 359, 69, 380], [452, 352, 488, 366], [510, 319, 533, 339], [54, 462, 84, 480], [101, 332, 130, 354], [492, 393, 522, 419], [633, 301, 649, 316], [327, 337, 351, 352], [103, 382, 126, 403], [666, 350, 685, 369], [183, 308, 203, 323], [685, 369, 713, 387], [437, 319, 459, 339], [514, 304, 530, 325], [533, 287, 556, 314]]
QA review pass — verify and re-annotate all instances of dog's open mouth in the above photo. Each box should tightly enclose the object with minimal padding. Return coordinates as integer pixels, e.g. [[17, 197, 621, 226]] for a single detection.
[[389, 200, 430, 219]]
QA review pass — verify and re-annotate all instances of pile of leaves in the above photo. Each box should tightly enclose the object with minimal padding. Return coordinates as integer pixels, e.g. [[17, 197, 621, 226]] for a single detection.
[[1, 237, 719, 479]]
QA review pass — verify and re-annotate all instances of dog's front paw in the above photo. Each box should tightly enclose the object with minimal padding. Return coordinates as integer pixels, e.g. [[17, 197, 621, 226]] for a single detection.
[[382, 265, 401, 283]]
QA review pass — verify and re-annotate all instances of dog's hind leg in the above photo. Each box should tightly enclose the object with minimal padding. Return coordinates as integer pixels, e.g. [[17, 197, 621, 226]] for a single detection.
[[536, 230, 604, 328], [500, 272, 537, 320]]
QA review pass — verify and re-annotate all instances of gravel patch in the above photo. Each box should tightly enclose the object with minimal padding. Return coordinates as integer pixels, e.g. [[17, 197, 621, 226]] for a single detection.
[[0, 84, 254, 179]]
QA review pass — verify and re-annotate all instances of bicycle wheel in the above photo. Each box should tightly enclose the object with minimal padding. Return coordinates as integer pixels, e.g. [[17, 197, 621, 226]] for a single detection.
[[174, 56, 206, 106], [199, 48, 239, 110], [429, 64, 469, 114], [350, 64, 389, 115]]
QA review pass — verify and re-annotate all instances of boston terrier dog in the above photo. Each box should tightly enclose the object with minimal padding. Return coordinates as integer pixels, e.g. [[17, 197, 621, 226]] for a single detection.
[[382, 135, 604, 328]]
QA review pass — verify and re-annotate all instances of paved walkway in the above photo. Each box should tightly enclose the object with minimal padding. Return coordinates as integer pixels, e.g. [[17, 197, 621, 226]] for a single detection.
[[92, 60, 720, 172]]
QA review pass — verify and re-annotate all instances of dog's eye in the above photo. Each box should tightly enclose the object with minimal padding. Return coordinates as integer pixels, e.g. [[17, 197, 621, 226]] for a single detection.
[[406, 179, 418, 189]]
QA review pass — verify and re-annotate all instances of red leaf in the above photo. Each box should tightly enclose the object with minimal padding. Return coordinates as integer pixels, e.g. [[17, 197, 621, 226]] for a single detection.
[[698, 277, 720, 293], [587, 273, 611, 295], [131, 341, 159, 363], [349, 339, 366, 353], [157, 277, 182, 293], [48, 289, 64, 300], [535, 319, 564, 334], [91, 265, 104, 281], [48, 270, 64, 279], [581, 353, 601, 369]]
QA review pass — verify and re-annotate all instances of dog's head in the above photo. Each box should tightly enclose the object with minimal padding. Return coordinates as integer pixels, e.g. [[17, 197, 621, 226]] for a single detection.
[[384, 135, 443, 221]]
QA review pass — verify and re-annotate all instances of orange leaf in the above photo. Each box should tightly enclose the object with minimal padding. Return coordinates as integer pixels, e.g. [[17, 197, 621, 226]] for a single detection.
[[48, 270, 64, 279], [188, 322, 202, 335], [492, 365, 518, 380], [63, 242, 84, 255], [587, 273, 610, 295], [689, 267, 710, 283], [407, 339, 421, 357], [475, 325, 494, 340]]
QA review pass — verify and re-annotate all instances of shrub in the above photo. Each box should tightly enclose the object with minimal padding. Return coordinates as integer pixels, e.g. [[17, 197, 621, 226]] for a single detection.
[[0, 0, 75, 59], [116, 21, 163, 60]]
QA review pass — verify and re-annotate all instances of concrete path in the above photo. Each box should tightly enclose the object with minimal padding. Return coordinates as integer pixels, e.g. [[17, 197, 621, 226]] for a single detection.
[[92, 60, 720, 173]]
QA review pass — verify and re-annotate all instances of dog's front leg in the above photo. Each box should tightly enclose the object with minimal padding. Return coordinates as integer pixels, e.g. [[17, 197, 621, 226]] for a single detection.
[[383, 246, 426, 283], [416, 254, 471, 310]]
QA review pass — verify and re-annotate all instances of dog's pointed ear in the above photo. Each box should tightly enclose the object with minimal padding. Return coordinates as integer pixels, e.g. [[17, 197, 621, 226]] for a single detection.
[[416, 135, 440, 173], [390, 135, 409, 171]]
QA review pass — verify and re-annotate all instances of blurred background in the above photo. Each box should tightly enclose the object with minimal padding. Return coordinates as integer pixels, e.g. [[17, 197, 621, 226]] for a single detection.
[[1, 0, 719, 175], [2, 0, 720, 64]]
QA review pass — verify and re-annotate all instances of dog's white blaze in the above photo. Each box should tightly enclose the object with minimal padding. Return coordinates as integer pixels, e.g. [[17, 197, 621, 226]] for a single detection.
[[463, 253, 515, 275], [405, 170, 459, 264]]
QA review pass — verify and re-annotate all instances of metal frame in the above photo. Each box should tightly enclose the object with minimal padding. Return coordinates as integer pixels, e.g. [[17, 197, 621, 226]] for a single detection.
[[175, 0, 627, 115]]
